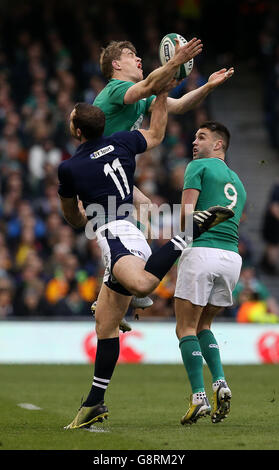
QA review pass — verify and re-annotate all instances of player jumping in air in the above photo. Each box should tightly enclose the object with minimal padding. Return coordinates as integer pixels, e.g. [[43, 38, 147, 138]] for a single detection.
[[58, 95, 234, 429], [92, 38, 234, 327]]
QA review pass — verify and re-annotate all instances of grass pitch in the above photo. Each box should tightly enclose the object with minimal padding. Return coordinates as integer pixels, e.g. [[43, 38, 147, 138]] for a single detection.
[[1, 363, 279, 451]]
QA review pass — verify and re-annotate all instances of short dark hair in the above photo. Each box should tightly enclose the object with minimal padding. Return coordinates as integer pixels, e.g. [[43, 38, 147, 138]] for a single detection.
[[72, 103, 105, 139], [100, 40, 137, 79], [199, 121, 230, 151]]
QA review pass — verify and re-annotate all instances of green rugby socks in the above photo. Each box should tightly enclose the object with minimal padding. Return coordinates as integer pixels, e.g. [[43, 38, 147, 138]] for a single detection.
[[197, 329, 225, 383], [179, 335, 205, 394]]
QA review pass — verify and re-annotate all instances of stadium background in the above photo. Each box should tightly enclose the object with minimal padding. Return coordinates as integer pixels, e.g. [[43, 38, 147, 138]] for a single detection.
[[0, 0, 279, 364]]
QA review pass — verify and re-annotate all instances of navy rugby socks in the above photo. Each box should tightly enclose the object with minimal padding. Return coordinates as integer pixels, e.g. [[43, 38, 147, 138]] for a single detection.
[[144, 222, 200, 281], [83, 337, 119, 407]]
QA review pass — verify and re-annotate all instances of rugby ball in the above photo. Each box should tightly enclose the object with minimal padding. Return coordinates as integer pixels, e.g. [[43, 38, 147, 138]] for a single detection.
[[159, 33, 193, 80]]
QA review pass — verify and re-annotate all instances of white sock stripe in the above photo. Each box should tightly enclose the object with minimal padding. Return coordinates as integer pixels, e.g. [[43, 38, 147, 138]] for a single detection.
[[195, 211, 211, 218], [171, 239, 186, 250], [174, 235, 187, 247], [194, 214, 207, 222], [94, 376, 110, 383], [92, 381, 107, 390]]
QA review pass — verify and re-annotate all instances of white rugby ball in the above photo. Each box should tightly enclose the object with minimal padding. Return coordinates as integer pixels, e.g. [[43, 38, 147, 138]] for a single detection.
[[159, 33, 194, 80]]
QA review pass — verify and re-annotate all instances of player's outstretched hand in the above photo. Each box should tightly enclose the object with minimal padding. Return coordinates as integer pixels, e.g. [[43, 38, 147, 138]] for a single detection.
[[173, 37, 203, 65], [207, 67, 234, 89]]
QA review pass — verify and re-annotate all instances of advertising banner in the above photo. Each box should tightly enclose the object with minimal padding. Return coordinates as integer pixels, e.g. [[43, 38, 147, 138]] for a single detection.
[[1, 321, 279, 364]]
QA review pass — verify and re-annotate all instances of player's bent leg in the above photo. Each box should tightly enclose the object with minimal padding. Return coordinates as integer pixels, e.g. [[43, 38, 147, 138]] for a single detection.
[[112, 255, 159, 298], [106, 208, 234, 301]]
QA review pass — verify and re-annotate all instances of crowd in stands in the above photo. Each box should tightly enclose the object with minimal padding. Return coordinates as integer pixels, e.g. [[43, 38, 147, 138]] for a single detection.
[[257, 1, 279, 282], [0, 0, 278, 322]]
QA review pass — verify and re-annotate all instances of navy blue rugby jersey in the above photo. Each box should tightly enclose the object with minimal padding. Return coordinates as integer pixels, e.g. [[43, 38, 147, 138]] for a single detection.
[[58, 130, 147, 222]]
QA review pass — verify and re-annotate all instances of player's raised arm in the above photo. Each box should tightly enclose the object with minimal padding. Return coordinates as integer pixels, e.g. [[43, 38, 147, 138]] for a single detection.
[[166, 67, 234, 114], [124, 38, 203, 104], [138, 91, 168, 150]]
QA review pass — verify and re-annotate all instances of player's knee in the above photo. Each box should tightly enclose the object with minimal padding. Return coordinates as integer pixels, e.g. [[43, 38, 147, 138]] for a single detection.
[[132, 280, 152, 298], [95, 314, 116, 337]]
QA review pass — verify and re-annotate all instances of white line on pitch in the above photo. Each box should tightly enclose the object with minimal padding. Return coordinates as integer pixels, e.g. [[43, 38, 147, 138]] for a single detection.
[[17, 403, 42, 410]]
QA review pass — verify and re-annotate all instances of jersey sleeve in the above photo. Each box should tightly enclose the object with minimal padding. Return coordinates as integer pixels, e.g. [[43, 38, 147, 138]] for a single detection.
[[183, 160, 204, 191], [108, 80, 134, 105], [57, 162, 76, 198], [114, 130, 147, 155]]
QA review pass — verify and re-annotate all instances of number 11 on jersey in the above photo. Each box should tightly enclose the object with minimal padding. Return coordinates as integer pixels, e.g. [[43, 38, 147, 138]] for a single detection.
[[104, 158, 131, 200]]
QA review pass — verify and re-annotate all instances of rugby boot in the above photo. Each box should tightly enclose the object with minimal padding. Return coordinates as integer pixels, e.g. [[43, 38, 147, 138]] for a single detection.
[[211, 380, 232, 423], [181, 393, 211, 425], [130, 296, 153, 309], [193, 206, 234, 234], [64, 401, 108, 429]]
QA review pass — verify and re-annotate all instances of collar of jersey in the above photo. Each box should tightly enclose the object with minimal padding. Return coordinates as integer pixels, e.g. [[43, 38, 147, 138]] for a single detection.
[[76, 137, 104, 154]]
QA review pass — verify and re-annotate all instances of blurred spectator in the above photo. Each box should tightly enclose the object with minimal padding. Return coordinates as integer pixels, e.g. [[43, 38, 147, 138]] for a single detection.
[[233, 265, 279, 323], [0, 276, 14, 317], [83, 75, 106, 104], [14, 284, 50, 317], [55, 279, 91, 316], [260, 181, 279, 275], [45, 254, 99, 306], [238, 234, 255, 267]]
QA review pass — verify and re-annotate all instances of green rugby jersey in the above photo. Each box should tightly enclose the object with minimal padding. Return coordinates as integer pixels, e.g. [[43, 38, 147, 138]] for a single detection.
[[93, 79, 155, 136], [183, 158, 247, 252]]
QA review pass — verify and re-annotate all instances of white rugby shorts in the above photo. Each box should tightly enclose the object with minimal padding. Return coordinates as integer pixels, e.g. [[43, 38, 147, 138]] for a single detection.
[[174, 246, 242, 307], [96, 219, 152, 284]]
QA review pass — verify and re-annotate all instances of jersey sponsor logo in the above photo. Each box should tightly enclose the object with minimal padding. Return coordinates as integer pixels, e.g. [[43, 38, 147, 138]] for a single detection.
[[130, 114, 144, 130], [90, 145, 114, 159]]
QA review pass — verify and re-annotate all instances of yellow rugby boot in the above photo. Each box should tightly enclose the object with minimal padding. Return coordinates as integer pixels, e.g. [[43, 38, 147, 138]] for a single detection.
[[64, 401, 108, 430], [181, 393, 211, 425]]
